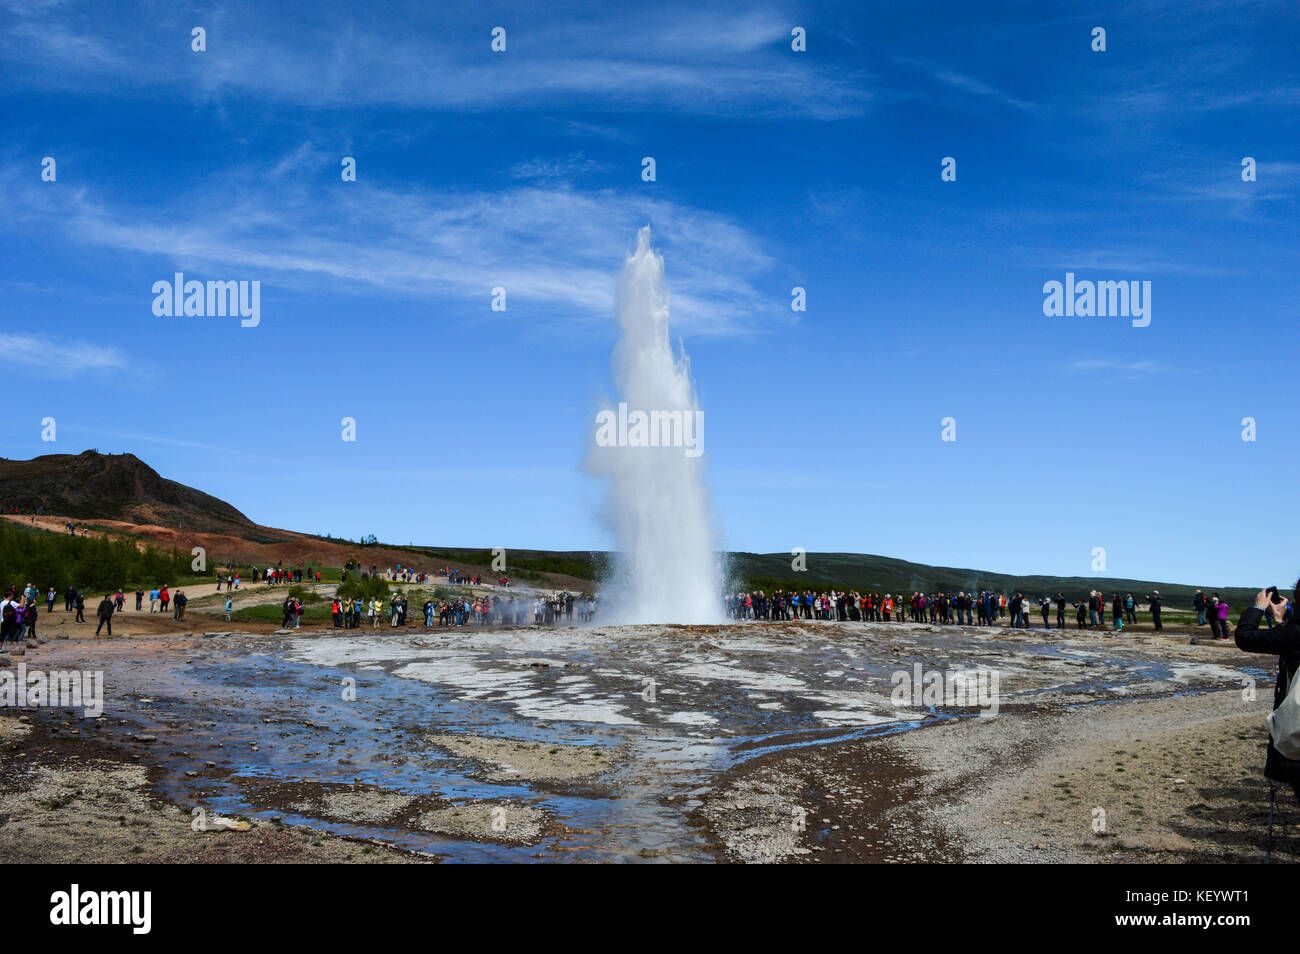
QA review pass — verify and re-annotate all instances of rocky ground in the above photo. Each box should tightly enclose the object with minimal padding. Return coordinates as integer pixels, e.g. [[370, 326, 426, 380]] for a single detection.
[[0, 713, 423, 863], [0, 612, 1288, 863], [695, 690, 1290, 863]]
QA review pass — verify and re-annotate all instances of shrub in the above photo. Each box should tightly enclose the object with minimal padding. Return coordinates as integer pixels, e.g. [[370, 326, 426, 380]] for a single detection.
[[286, 584, 321, 604], [0, 521, 198, 591], [336, 575, 390, 601]]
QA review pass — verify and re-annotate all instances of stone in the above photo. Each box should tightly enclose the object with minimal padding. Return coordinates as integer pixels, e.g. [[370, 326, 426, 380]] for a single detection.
[[207, 817, 251, 832]]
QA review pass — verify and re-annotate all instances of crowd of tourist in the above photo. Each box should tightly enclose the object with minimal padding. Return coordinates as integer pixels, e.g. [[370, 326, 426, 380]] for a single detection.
[[314, 591, 593, 630], [5, 547, 1277, 645], [723, 587, 1271, 635], [0, 581, 200, 646], [229, 562, 492, 588]]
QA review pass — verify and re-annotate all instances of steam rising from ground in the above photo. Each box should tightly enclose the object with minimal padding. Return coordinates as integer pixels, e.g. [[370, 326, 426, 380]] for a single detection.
[[587, 227, 723, 624]]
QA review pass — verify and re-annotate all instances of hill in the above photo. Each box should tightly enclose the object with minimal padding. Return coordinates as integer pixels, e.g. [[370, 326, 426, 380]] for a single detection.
[[0, 451, 596, 592], [0, 450, 253, 534], [409, 548, 1255, 609], [724, 551, 1256, 609]]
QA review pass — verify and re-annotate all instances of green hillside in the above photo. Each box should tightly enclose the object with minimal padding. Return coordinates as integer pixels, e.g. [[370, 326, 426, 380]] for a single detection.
[[410, 546, 1258, 609], [725, 551, 1258, 608]]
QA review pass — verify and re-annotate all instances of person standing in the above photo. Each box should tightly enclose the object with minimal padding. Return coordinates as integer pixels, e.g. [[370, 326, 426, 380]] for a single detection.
[[1194, 590, 1206, 625], [47, 587, 56, 614], [1233, 585, 1300, 804], [0, 590, 19, 648], [1148, 590, 1163, 631], [74, 591, 86, 623], [1208, 594, 1223, 638], [135, 588, 144, 611], [95, 594, 115, 636], [21, 600, 37, 642], [225, 596, 234, 622]]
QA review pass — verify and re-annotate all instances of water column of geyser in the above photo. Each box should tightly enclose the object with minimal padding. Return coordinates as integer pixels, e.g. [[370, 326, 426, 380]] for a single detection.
[[588, 227, 723, 624]]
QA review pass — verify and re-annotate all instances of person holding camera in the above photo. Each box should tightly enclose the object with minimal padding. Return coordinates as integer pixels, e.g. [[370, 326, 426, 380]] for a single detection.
[[1234, 582, 1300, 801], [1146, 591, 1163, 630]]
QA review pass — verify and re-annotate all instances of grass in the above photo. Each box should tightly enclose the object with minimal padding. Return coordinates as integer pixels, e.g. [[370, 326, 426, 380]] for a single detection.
[[406, 546, 607, 581], [230, 604, 325, 624]]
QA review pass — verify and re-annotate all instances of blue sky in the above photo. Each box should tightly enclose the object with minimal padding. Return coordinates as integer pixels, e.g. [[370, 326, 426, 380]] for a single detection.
[[1, 0, 1297, 587]]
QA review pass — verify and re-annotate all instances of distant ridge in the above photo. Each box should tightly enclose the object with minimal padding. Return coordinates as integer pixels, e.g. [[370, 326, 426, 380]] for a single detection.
[[724, 551, 1254, 609], [0, 451, 1254, 607], [0, 450, 253, 534]]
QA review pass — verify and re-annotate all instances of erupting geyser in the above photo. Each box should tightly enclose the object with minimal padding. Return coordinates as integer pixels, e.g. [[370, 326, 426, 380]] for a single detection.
[[588, 227, 723, 624]]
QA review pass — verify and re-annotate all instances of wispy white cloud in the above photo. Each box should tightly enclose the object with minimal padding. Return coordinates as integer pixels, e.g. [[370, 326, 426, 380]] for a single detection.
[[0, 1, 872, 119], [1067, 359, 1174, 379], [510, 153, 604, 181], [0, 154, 783, 337], [8, 18, 122, 68], [1148, 160, 1300, 221], [93, 430, 253, 458], [1019, 246, 1243, 279], [893, 57, 1039, 112], [713, 467, 875, 492], [0, 332, 126, 376]]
